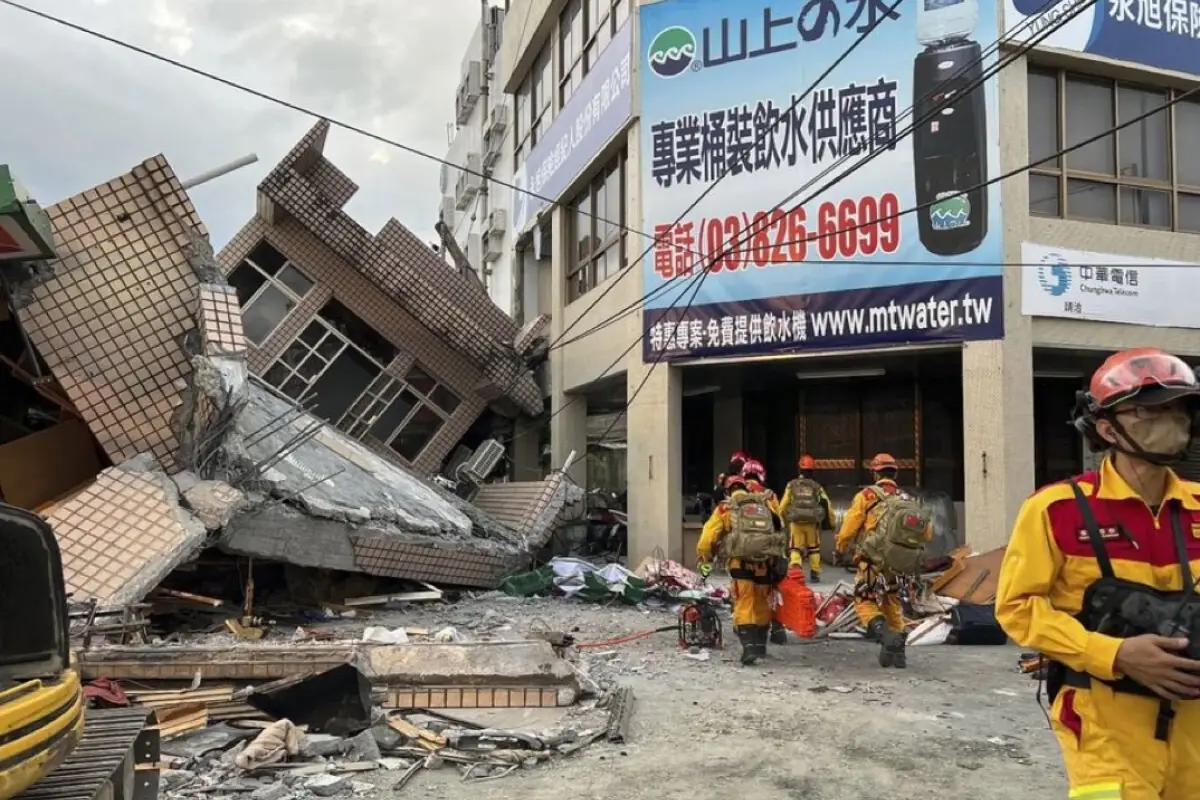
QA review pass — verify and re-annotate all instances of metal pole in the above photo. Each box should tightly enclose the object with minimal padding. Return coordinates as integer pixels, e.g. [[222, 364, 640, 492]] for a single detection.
[[181, 153, 259, 190]]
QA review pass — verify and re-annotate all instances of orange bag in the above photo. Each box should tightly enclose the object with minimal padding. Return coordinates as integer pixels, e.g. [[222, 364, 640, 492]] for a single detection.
[[775, 566, 817, 638]]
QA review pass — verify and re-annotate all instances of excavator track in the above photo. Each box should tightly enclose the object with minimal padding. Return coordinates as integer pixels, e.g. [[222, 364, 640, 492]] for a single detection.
[[16, 707, 159, 800]]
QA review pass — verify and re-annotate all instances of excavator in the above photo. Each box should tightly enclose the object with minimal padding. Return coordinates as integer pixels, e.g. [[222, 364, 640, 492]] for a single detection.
[[0, 503, 159, 800]]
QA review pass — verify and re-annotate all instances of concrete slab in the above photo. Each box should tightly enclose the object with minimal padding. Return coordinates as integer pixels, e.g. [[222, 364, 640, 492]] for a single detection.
[[356, 640, 576, 688]]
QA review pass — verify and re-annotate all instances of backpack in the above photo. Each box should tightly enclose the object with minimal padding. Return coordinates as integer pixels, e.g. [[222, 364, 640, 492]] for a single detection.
[[784, 477, 826, 525], [723, 492, 787, 562], [858, 486, 931, 575]]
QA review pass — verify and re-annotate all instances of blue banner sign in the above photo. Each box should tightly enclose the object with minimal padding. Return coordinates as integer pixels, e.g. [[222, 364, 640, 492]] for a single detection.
[[638, 0, 1005, 361], [511, 21, 633, 235]]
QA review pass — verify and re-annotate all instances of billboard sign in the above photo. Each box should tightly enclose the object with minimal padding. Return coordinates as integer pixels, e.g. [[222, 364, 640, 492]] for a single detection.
[[1003, 0, 1200, 77], [639, 0, 1005, 361], [1022, 242, 1200, 329], [511, 21, 633, 236]]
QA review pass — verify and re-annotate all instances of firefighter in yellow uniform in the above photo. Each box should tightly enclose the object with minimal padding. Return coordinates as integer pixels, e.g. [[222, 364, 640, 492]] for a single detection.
[[779, 454, 836, 584], [697, 474, 786, 665], [834, 453, 931, 668], [996, 348, 1200, 800], [740, 460, 781, 515]]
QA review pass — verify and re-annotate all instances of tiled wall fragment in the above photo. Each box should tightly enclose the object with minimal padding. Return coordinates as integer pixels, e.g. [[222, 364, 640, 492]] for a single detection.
[[197, 283, 248, 357], [16, 156, 205, 470]]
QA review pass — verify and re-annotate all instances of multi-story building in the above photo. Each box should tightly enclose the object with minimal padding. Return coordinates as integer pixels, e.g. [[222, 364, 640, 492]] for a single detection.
[[499, 0, 1200, 567], [220, 120, 544, 477], [438, 2, 522, 318]]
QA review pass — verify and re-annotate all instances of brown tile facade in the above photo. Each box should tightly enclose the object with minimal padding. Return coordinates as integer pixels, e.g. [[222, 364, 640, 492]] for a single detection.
[[384, 686, 566, 710], [16, 156, 205, 471], [234, 121, 541, 411], [43, 466, 200, 606], [197, 284, 248, 357], [350, 534, 524, 588], [215, 121, 542, 473], [218, 216, 487, 474]]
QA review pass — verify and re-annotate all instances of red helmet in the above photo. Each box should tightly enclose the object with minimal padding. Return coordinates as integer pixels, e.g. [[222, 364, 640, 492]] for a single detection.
[[1085, 348, 1200, 410], [741, 459, 766, 480], [724, 474, 747, 491], [868, 453, 898, 471], [798, 454, 816, 470]]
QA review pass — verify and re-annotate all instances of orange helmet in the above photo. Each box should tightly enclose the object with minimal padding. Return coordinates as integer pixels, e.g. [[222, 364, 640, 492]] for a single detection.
[[868, 453, 898, 471], [1085, 348, 1199, 410], [741, 459, 766, 481], [798, 454, 816, 470]]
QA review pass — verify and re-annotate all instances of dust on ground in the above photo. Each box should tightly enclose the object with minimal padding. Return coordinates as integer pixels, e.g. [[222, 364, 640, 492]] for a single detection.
[[335, 588, 1068, 800]]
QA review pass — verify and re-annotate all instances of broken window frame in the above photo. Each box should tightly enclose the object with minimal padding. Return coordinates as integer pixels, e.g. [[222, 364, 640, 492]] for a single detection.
[[229, 243, 315, 346], [336, 362, 461, 463]]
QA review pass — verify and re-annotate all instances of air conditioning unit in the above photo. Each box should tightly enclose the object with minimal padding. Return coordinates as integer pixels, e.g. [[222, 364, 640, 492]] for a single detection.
[[486, 208, 507, 238], [455, 61, 484, 125], [481, 128, 500, 170], [483, 19, 503, 61], [483, 235, 504, 263], [456, 439, 506, 484], [440, 196, 456, 223], [488, 104, 509, 138], [454, 153, 484, 207]]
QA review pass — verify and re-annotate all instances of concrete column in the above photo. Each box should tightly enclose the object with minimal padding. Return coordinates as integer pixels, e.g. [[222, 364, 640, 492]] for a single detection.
[[712, 389, 743, 481], [961, 265, 1036, 552], [625, 360, 683, 564], [547, 202, 587, 485]]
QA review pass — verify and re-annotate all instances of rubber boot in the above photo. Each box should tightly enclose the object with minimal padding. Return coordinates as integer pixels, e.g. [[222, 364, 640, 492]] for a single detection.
[[749, 625, 769, 663], [736, 626, 757, 666], [769, 620, 788, 646], [891, 631, 908, 669], [868, 617, 894, 667]]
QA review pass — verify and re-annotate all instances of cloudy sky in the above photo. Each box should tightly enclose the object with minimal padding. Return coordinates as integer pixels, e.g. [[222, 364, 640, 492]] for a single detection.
[[0, 0, 485, 248]]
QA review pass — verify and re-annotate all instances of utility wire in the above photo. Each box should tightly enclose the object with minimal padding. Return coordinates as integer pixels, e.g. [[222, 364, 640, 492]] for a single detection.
[[0, 0, 640, 251], [550, 0, 1090, 352], [517, 0, 1104, 447]]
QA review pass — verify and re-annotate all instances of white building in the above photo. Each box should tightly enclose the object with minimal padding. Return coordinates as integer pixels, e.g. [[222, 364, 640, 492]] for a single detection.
[[438, 2, 520, 318]]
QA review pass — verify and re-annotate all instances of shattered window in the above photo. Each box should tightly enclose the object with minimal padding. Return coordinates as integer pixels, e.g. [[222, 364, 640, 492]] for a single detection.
[[369, 389, 418, 442], [229, 242, 315, 346], [242, 285, 294, 346], [430, 385, 460, 414], [403, 364, 460, 414], [318, 299, 397, 366], [404, 365, 437, 395], [309, 347, 380, 424], [390, 404, 444, 462]]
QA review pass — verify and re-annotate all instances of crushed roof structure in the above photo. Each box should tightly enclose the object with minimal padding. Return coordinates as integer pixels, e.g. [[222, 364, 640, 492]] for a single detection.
[[255, 120, 543, 417], [2, 151, 573, 608]]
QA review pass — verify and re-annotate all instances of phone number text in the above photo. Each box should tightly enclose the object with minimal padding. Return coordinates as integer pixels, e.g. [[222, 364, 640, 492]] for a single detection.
[[652, 192, 901, 280]]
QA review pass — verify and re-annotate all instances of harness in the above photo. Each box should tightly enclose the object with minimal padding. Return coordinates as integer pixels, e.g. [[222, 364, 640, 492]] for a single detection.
[[1050, 479, 1196, 741]]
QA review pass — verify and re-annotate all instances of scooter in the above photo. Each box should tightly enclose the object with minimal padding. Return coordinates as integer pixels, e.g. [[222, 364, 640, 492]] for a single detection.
[[584, 489, 628, 559]]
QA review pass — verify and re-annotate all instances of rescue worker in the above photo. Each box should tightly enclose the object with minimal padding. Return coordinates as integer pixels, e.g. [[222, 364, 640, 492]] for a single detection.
[[741, 460, 782, 515], [714, 450, 750, 498], [834, 453, 931, 668], [779, 454, 836, 584], [995, 348, 1200, 798], [697, 474, 787, 665]]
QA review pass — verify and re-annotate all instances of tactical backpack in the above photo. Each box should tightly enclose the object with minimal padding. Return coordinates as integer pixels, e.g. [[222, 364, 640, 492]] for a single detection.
[[858, 487, 931, 575], [784, 477, 826, 525], [723, 492, 786, 562]]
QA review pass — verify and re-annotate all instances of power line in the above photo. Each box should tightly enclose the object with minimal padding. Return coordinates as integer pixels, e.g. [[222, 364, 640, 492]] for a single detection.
[[518, 0, 1102, 448], [0, 0, 642, 248], [549, 0, 1089, 352]]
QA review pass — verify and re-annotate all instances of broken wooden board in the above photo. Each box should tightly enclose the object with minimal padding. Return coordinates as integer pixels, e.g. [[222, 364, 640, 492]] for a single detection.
[[386, 716, 446, 750], [937, 547, 1006, 603], [76, 645, 355, 681]]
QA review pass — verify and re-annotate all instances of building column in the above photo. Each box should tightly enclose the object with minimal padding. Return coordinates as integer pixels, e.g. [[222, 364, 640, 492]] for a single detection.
[[547, 201, 587, 486], [625, 360, 683, 564], [961, 266, 1035, 552], [711, 389, 743, 482]]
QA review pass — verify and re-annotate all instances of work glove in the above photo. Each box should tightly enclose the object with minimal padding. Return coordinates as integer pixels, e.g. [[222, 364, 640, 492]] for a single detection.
[[698, 562, 713, 578]]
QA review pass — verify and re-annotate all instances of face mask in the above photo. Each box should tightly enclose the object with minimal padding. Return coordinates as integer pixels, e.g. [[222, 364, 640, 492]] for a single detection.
[[1124, 410, 1192, 456]]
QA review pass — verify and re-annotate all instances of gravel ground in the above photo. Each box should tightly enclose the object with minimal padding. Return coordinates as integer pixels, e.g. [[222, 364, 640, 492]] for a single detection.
[[313, 585, 1068, 800]]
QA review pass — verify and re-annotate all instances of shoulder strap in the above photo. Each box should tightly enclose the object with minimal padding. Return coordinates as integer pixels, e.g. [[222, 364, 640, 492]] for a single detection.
[[1169, 503, 1194, 591], [1068, 480, 1114, 579]]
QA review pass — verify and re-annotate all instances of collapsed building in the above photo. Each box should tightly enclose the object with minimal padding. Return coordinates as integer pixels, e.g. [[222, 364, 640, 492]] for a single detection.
[[0, 133, 576, 611]]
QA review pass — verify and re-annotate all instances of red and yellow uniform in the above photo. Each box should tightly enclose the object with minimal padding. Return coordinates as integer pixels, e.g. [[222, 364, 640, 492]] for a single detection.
[[835, 477, 908, 630], [997, 458, 1200, 798], [697, 479, 782, 664], [780, 455, 835, 579]]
